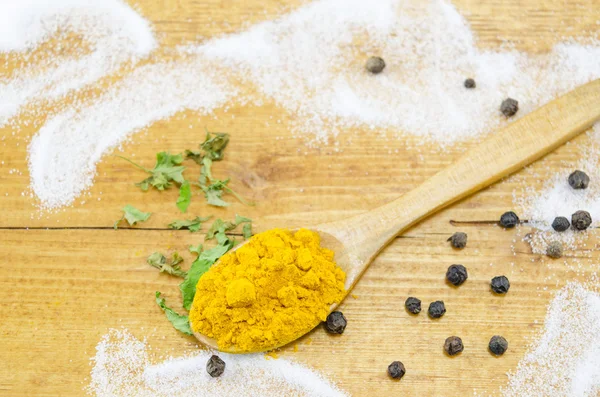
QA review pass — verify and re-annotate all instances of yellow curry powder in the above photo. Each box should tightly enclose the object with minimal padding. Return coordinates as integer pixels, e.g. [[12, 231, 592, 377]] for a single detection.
[[189, 228, 346, 352]]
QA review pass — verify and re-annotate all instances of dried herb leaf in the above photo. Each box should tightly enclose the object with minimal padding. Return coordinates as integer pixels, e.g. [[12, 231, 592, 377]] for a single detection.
[[197, 156, 253, 207], [114, 205, 151, 229], [168, 216, 212, 233], [117, 152, 185, 191], [180, 240, 234, 310], [202, 180, 231, 207], [147, 252, 186, 278], [189, 244, 203, 255], [205, 215, 252, 242], [176, 181, 192, 213], [155, 292, 192, 335], [242, 223, 252, 239], [185, 130, 230, 165]]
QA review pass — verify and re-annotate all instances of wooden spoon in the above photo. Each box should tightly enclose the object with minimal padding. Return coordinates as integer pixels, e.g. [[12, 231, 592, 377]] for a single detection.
[[193, 79, 600, 353]]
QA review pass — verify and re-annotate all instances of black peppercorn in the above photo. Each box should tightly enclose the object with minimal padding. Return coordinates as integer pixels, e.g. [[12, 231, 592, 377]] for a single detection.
[[206, 355, 226, 377], [500, 98, 519, 117], [499, 211, 519, 228], [366, 56, 385, 74], [405, 297, 422, 314], [488, 335, 508, 356], [572, 210, 592, 231], [490, 276, 510, 294], [464, 78, 476, 89], [568, 170, 590, 190], [428, 301, 446, 318], [447, 232, 467, 249], [446, 264, 468, 286], [551, 216, 570, 232], [546, 242, 563, 259], [444, 336, 464, 356], [387, 361, 406, 379], [324, 311, 347, 334]]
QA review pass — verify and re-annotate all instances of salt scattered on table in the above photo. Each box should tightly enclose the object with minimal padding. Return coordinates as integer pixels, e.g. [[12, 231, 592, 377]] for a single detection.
[[87, 329, 348, 397], [502, 282, 600, 397]]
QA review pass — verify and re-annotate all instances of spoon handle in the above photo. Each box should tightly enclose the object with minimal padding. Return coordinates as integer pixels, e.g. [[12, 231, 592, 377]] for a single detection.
[[322, 79, 600, 272]]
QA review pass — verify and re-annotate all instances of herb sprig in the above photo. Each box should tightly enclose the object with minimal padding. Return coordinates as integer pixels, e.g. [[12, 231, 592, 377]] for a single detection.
[[118, 129, 252, 211], [114, 205, 151, 229], [147, 252, 186, 278]]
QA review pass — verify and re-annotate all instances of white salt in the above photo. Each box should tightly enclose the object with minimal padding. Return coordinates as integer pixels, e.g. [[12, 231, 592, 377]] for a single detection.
[[28, 60, 236, 209], [87, 329, 348, 397], [503, 282, 600, 397], [199, 0, 600, 144], [0, 0, 156, 127], [517, 122, 600, 231]]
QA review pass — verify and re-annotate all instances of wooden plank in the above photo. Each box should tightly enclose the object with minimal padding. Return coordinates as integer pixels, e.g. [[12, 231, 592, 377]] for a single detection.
[[1, 227, 599, 396], [1, 0, 599, 396]]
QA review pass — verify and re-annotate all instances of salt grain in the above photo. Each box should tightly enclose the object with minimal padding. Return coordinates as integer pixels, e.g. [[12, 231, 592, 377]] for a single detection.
[[87, 329, 348, 397]]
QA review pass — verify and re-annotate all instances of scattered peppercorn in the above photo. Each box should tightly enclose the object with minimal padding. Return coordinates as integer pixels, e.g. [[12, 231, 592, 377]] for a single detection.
[[366, 56, 386, 74], [464, 78, 476, 89], [206, 355, 226, 377], [387, 361, 406, 380], [568, 170, 590, 190], [499, 211, 519, 228], [546, 242, 563, 259], [551, 216, 570, 232], [446, 264, 468, 286], [488, 335, 508, 356], [324, 311, 347, 334], [572, 210, 592, 231], [428, 301, 446, 318], [490, 276, 510, 294], [405, 297, 422, 314], [447, 232, 468, 249], [500, 98, 519, 117], [444, 336, 464, 356]]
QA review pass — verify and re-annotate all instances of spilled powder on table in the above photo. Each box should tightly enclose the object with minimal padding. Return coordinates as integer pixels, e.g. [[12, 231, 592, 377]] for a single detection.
[[86, 329, 348, 397], [513, 122, 600, 253], [3, 0, 598, 209], [501, 282, 600, 397], [27, 60, 236, 209], [0, 0, 156, 128], [198, 0, 600, 144]]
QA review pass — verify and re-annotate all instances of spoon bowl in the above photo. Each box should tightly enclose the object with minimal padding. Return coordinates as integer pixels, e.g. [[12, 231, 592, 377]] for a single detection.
[[193, 79, 600, 353]]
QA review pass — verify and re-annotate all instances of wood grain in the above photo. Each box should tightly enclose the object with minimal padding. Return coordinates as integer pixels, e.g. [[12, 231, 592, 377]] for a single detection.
[[1, 0, 600, 396]]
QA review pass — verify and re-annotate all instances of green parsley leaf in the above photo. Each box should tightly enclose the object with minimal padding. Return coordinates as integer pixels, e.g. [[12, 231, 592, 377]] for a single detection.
[[155, 292, 193, 335], [205, 215, 252, 242], [235, 215, 252, 224], [189, 244, 203, 255], [184, 149, 202, 165], [199, 157, 213, 187], [117, 152, 185, 191], [176, 181, 192, 213], [114, 205, 151, 229], [205, 218, 232, 240], [202, 179, 231, 207], [195, 150, 254, 208], [202, 131, 230, 161], [180, 240, 233, 310], [185, 130, 230, 165], [168, 216, 212, 233], [243, 223, 253, 239], [147, 252, 186, 278]]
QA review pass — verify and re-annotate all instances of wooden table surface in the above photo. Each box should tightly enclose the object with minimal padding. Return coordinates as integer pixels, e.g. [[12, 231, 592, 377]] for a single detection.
[[1, 1, 600, 396]]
